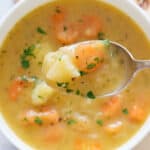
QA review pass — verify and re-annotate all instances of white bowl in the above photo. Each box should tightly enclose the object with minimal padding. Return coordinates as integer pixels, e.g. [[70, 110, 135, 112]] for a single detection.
[[0, 0, 150, 150]]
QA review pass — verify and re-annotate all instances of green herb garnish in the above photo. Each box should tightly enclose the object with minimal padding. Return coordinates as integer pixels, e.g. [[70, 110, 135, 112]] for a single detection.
[[79, 71, 87, 76], [38, 95, 43, 99], [67, 119, 76, 125], [122, 108, 129, 115], [21, 59, 30, 69], [96, 120, 103, 126], [63, 26, 68, 31], [87, 63, 96, 69], [20, 45, 35, 69], [75, 90, 80, 95], [102, 39, 110, 47], [98, 32, 105, 40], [66, 89, 73, 93], [37, 27, 47, 35], [57, 82, 69, 88], [23, 45, 35, 57], [38, 61, 42, 65], [94, 57, 100, 63], [87, 91, 96, 99], [34, 117, 43, 125]]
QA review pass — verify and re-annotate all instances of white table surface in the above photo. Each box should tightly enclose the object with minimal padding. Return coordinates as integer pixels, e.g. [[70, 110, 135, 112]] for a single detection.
[[0, 0, 150, 149]]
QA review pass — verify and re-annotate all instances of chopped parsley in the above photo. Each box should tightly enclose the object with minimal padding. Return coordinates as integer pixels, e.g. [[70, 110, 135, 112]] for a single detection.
[[98, 32, 105, 40], [63, 26, 68, 31], [122, 108, 129, 115], [34, 117, 43, 125], [79, 71, 87, 76], [37, 27, 47, 35], [102, 39, 110, 47], [67, 119, 77, 125], [23, 45, 35, 57], [38, 61, 42, 65], [21, 59, 30, 69], [66, 89, 73, 93], [20, 45, 35, 69], [87, 63, 96, 69], [75, 89, 80, 95], [57, 82, 69, 88], [38, 95, 43, 99], [96, 120, 103, 126], [87, 91, 96, 99], [94, 57, 100, 63]]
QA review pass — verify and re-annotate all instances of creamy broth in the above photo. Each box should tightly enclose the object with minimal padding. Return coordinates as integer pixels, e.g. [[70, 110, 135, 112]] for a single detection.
[[0, 0, 150, 150]]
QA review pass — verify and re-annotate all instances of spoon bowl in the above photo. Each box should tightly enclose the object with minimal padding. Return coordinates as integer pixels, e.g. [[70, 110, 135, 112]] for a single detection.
[[66, 40, 150, 97]]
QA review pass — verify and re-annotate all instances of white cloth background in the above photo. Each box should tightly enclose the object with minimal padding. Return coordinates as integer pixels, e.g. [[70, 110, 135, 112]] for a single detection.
[[0, 0, 149, 149]]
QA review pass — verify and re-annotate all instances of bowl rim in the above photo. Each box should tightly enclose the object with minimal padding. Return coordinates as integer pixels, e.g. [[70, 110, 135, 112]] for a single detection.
[[0, 0, 150, 150]]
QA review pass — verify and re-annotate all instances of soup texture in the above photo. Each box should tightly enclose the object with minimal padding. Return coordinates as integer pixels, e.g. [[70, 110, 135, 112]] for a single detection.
[[0, 0, 150, 150]]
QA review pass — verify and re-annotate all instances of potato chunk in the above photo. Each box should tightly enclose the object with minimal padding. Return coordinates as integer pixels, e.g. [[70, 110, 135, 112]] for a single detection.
[[42, 51, 80, 82], [32, 81, 55, 105]]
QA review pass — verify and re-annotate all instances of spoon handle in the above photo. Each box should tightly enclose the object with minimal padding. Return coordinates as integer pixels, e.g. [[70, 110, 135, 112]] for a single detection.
[[135, 60, 150, 71]]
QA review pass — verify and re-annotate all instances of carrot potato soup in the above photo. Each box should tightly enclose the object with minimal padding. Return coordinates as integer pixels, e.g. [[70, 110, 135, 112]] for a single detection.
[[0, 0, 150, 150]]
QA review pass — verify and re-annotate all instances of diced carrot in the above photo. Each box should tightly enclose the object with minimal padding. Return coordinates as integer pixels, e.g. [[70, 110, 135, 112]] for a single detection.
[[75, 139, 101, 150], [80, 15, 102, 39], [129, 105, 146, 122], [52, 7, 80, 44], [20, 108, 60, 125], [42, 124, 64, 143], [74, 42, 105, 73], [55, 23, 80, 45], [104, 121, 123, 135], [101, 96, 122, 118], [52, 6, 66, 25], [8, 79, 27, 101]]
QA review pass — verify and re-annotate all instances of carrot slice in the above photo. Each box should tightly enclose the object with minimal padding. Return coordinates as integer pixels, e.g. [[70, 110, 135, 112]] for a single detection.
[[20, 108, 60, 125], [42, 124, 64, 143], [52, 6, 66, 25], [55, 23, 80, 45], [81, 15, 102, 39], [74, 42, 105, 73], [8, 79, 26, 101], [101, 96, 122, 118], [129, 105, 146, 122], [75, 139, 101, 150]]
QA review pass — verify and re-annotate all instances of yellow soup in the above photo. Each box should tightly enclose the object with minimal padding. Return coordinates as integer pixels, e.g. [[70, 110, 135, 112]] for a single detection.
[[0, 0, 150, 150]]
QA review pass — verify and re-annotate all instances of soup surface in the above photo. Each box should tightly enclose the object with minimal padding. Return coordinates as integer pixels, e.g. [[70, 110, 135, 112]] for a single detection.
[[0, 0, 150, 150]]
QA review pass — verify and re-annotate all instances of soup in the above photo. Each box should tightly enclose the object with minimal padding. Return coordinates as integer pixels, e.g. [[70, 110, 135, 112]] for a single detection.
[[0, 0, 150, 150]]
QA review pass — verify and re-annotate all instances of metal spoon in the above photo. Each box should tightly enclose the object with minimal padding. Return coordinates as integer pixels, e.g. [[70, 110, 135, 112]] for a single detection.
[[66, 40, 150, 98], [102, 41, 150, 97]]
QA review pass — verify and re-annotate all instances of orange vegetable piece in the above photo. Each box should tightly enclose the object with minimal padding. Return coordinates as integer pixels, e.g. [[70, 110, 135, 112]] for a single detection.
[[55, 23, 80, 45], [75, 139, 101, 150], [8, 79, 26, 101], [20, 108, 60, 125], [81, 15, 102, 39], [102, 96, 121, 118], [74, 42, 105, 73], [52, 6, 66, 25], [129, 105, 146, 122], [52, 7, 80, 44], [43, 124, 64, 143]]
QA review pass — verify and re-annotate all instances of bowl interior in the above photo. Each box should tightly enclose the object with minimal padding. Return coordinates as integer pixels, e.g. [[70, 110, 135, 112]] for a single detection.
[[0, 0, 150, 150]]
